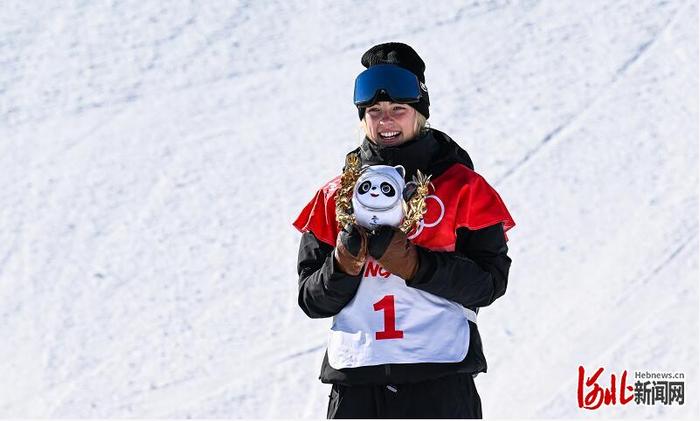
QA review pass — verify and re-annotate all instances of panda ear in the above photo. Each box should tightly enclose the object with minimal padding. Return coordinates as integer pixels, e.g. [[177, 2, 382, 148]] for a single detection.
[[403, 182, 417, 201], [394, 165, 406, 179]]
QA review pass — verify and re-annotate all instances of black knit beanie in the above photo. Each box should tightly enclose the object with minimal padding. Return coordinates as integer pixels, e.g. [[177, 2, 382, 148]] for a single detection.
[[357, 42, 430, 120]]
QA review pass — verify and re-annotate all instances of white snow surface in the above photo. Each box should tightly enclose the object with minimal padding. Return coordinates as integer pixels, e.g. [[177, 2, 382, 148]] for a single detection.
[[1, 0, 698, 418]]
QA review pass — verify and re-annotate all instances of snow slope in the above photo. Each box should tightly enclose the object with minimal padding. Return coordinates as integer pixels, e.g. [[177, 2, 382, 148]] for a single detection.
[[1, 0, 697, 418]]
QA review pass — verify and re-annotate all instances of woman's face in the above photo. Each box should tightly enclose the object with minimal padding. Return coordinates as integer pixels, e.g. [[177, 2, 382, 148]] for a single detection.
[[363, 101, 418, 147]]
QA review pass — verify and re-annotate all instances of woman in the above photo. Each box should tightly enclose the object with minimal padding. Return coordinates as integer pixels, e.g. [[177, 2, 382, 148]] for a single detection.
[[293, 42, 515, 419]]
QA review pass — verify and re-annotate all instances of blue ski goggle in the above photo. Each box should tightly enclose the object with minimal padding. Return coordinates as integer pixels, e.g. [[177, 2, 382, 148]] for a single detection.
[[353, 64, 424, 107]]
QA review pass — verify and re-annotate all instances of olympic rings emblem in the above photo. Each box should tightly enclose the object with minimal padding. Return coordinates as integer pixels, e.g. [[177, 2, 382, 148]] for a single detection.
[[407, 194, 445, 240]]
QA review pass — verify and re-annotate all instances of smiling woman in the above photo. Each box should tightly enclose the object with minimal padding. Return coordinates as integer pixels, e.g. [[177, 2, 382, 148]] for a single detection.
[[293, 42, 515, 419], [361, 102, 428, 147]]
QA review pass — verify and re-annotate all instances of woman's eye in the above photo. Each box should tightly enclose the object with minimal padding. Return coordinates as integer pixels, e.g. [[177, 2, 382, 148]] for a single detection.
[[393, 106, 406, 112]]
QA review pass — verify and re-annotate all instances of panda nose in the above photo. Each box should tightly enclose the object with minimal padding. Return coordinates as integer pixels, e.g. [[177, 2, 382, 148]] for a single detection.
[[371, 186, 377, 190]]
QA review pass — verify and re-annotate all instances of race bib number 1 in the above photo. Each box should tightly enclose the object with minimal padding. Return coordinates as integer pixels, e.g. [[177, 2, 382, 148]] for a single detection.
[[373, 295, 404, 340]]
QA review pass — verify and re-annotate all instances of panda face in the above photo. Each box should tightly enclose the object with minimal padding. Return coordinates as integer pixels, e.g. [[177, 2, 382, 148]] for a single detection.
[[354, 174, 400, 210], [351, 165, 406, 230]]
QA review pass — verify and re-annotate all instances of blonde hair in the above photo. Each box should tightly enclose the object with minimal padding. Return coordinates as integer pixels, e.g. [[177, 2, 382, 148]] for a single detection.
[[359, 109, 429, 142], [415, 113, 429, 135]]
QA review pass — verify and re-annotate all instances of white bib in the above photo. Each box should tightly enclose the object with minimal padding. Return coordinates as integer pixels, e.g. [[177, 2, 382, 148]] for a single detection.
[[327, 257, 475, 369]]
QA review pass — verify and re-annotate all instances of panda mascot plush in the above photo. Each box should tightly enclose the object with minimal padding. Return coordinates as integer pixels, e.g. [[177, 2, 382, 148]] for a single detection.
[[351, 165, 407, 231]]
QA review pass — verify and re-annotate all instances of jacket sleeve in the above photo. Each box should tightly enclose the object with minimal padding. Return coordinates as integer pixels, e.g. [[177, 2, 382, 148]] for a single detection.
[[297, 231, 363, 318], [407, 223, 511, 308]]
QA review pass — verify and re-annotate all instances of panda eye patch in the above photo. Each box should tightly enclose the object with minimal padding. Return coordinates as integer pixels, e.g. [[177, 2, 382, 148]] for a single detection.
[[358, 181, 372, 194], [380, 182, 396, 197]]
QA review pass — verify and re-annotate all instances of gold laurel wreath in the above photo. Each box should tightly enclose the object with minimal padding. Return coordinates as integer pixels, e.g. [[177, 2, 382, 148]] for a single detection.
[[335, 152, 432, 234], [335, 152, 362, 229], [400, 170, 431, 234]]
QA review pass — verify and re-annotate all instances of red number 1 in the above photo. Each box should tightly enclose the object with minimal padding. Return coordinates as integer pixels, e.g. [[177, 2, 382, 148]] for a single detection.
[[373, 295, 404, 340]]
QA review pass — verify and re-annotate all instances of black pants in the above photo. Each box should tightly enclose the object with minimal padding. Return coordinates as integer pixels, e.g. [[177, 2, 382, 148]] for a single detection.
[[326, 372, 482, 419]]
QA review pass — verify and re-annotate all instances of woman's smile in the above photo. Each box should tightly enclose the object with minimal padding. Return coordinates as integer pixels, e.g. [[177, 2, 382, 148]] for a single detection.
[[363, 101, 418, 147]]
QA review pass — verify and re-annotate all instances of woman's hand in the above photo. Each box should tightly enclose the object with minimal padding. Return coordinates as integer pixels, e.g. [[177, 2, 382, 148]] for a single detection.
[[368, 226, 419, 280], [334, 224, 369, 275]]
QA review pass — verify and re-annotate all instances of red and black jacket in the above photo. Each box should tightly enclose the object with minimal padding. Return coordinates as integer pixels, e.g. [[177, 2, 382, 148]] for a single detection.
[[294, 129, 514, 385]]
